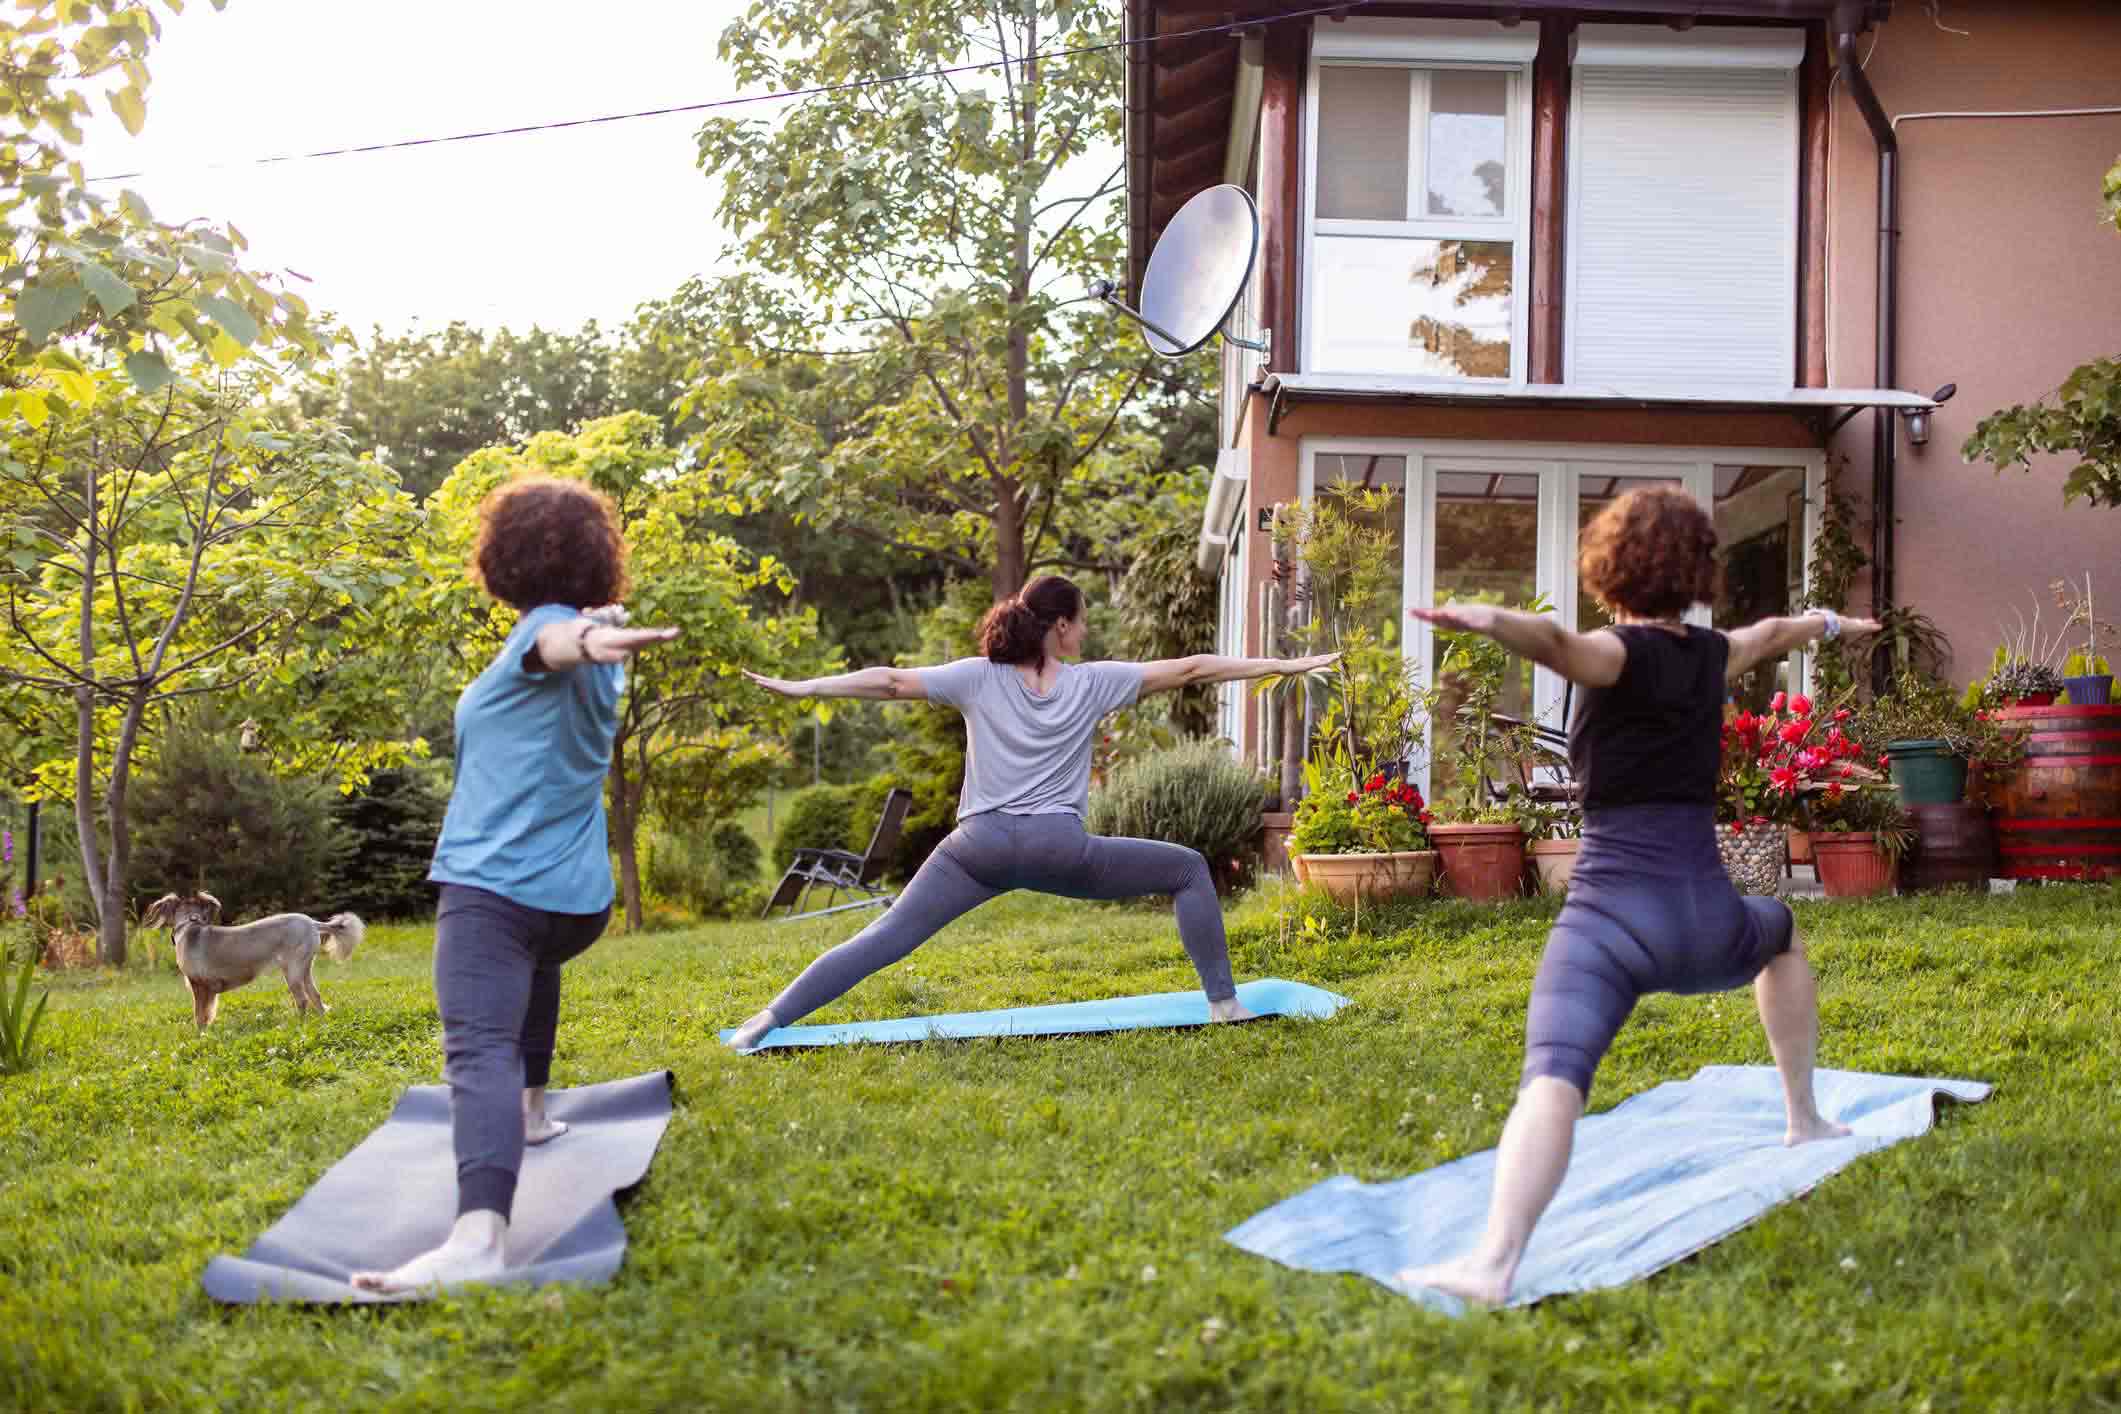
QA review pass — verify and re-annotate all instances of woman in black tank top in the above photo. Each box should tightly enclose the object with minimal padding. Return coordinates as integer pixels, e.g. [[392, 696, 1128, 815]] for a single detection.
[[1394, 485, 1880, 1309]]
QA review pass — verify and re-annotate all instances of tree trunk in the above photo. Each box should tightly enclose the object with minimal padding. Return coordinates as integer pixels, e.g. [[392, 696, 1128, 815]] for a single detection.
[[991, 488, 1026, 604], [73, 466, 107, 920], [95, 688, 152, 967], [608, 750, 643, 933], [988, 14, 1036, 609]]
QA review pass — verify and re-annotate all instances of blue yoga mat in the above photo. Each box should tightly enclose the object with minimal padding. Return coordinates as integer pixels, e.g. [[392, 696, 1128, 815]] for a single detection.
[[720, 977, 1350, 1052], [1226, 1065, 1989, 1315], [202, 1071, 674, 1304]]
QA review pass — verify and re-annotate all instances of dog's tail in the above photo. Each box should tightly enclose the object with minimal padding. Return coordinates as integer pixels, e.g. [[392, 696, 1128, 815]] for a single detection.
[[317, 913, 365, 962]]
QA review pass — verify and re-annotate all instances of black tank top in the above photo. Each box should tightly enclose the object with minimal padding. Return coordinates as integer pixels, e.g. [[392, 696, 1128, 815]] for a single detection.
[[1567, 625, 1728, 810]]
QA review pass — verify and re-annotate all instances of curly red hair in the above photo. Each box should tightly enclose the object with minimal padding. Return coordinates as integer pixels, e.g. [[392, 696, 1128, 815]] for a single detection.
[[1578, 485, 1719, 620], [471, 476, 628, 612]]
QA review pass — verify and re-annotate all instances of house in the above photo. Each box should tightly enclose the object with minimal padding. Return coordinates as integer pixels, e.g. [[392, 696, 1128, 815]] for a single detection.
[[1124, 0, 2121, 794]]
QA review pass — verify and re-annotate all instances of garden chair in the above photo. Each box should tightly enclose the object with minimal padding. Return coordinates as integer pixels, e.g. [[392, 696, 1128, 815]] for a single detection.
[[760, 787, 914, 923]]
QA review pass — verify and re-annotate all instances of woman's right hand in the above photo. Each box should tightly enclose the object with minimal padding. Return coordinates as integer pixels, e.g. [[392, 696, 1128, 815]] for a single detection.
[[1288, 651, 1342, 674], [744, 670, 812, 698]]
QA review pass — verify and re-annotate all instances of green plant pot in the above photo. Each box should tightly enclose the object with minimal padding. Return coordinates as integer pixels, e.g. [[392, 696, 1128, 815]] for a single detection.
[[1883, 739, 1967, 806]]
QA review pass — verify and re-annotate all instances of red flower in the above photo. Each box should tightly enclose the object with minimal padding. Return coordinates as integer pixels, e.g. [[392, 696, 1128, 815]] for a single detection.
[[1770, 691, 1788, 712], [1779, 720, 1810, 745], [1419, 811, 1434, 824], [1769, 766, 1799, 794], [1825, 782, 1844, 802], [1834, 708, 1852, 723], [1790, 694, 1813, 716], [1345, 791, 1358, 803], [1878, 753, 1890, 768], [1365, 773, 1386, 792]]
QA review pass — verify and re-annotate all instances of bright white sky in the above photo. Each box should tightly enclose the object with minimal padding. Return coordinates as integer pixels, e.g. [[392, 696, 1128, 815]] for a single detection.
[[76, 0, 763, 339]]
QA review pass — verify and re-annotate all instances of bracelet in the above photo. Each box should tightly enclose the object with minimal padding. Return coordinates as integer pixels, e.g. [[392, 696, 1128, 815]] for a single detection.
[[1817, 609, 1841, 641], [576, 618, 598, 660]]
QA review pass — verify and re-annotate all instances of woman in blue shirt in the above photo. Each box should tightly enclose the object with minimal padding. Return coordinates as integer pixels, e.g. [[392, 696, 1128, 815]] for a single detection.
[[354, 476, 674, 1296]]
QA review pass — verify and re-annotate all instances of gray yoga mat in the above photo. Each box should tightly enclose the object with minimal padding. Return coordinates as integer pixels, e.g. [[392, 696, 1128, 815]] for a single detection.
[[720, 977, 1351, 1052], [202, 1070, 673, 1304], [1226, 1065, 1989, 1315]]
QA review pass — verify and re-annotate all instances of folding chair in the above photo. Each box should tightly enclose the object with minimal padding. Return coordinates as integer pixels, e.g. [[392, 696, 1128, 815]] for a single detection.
[[760, 787, 914, 922]]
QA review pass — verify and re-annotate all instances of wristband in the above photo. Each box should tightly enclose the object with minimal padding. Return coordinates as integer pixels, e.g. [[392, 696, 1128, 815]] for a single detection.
[[1817, 609, 1840, 641]]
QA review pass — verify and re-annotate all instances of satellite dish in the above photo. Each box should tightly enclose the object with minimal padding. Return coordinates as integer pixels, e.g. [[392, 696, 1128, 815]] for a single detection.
[[1092, 183, 1268, 360]]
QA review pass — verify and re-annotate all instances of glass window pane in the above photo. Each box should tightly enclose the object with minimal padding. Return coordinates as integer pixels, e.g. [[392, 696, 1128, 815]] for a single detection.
[[1575, 472, 1685, 631], [1426, 70, 1508, 218], [1434, 473, 1540, 719], [1311, 236, 1514, 378], [1316, 67, 1410, 221], [1714, 465, 1807, 713]]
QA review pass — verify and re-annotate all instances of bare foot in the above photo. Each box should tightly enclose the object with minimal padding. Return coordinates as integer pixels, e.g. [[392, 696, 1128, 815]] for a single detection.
[[1784, 1113, 1853, 1147], [351, 1211, 508, 1296], [726, 1008, 779, 1053], [523, 1087, 567, 1146], [1208, 996, 1257, 1023], [1397, 1255, 1512, 1309]]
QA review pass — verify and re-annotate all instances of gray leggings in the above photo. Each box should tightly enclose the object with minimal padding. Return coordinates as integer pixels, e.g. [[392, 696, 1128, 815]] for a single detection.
[[434, 884, 610, 1218], [765, 810, 1236, 1026]]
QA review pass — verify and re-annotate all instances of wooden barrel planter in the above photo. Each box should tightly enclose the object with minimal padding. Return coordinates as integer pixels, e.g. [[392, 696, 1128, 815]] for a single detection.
[[1992, 705, 2121, 881], [1904, 802, 1996, 892]]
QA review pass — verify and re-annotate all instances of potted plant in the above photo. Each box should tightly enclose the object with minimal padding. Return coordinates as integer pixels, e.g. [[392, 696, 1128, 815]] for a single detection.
[[1859, 668, 2024, 807], [1982, 592, 2071, 707], [1522, 797, 1582, 895], [2054, 570, 2116, 705], [1424, 601, 1541, 901], [1805, 783, 1914, 898], [1717, 692, 1878, 894], [1287, 747, 1437, 905]]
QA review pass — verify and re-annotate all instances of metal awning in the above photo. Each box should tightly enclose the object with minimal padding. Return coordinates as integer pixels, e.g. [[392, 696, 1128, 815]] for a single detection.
[[1261, 372, 1934, 434]]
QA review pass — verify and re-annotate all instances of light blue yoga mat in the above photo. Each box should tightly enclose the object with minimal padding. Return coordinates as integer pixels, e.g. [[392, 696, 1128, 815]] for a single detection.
[[719, 977, 1350, 1052], [1226, 1065, 1989, 1315]]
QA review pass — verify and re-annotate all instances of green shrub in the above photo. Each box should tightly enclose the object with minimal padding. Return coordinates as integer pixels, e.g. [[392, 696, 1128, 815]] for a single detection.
[[328, 766, 450, 920], [644, 818, 768, 920], [127, 711, 353, 920], [1088, 739, 1270, 894], [771, 783, 860, 873]]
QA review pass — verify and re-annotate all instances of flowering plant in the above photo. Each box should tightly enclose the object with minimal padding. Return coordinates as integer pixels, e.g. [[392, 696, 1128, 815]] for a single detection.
[[1289, 747, 1433, 855], [1807, 782, 1916, 861], [1717, 691, 1880, 830]]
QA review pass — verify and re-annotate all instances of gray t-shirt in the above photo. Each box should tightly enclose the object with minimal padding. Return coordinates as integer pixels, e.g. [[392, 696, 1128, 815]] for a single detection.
[[917, 657, 1147, 820]]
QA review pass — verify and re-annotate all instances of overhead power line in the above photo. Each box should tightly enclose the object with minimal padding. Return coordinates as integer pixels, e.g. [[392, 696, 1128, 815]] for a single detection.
[[92, 0, 1374, 182]]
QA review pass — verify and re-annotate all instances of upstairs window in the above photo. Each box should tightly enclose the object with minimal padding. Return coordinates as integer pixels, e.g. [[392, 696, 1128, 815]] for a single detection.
[[1566, 25, 1804, 389], [1304, 20, 1536, 381]]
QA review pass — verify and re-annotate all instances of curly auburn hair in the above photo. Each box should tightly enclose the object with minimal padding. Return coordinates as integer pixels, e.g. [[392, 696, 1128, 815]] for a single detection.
[[471, 476, 629, 612], [1578, 485, 1719, 620]]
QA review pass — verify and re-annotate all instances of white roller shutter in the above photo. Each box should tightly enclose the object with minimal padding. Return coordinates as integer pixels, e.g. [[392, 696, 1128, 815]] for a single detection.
[[1566, 29, 1800, 390]]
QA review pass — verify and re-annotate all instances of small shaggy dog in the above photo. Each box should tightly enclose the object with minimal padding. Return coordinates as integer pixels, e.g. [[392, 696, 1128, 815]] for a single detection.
[[143, 892, 365, 1030]]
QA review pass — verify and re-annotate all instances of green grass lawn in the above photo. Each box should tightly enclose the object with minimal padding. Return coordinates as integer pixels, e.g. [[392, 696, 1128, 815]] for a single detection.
[[4, 883, 2120, 1411]]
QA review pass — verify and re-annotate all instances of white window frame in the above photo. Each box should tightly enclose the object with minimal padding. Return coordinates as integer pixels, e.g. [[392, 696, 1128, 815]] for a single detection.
[[1215, 491, 1250, 755], [1302, 33, 1534, 384], [1299, 437, 1824, 797]]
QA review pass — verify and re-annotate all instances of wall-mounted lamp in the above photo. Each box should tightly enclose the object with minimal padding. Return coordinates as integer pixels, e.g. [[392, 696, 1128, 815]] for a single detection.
[[1902, 382, 1957, 448]]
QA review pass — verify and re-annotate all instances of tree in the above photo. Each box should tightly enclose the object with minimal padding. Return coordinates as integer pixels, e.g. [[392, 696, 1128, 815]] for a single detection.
[[412, 413, 830, 930], [0, 364, 422, 964], [3, 2, 326, 409], [687, 0, 1211, 604], [1963, 157, 2121, 509]]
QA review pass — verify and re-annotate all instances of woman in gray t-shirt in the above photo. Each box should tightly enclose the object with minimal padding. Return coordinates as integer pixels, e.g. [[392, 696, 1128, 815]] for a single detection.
[[730, 574, 1334, 1051]]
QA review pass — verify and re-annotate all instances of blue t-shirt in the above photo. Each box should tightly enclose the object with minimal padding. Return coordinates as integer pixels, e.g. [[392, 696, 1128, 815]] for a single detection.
[[428, 603, 624, 914], [915, 657, 1145, 820]]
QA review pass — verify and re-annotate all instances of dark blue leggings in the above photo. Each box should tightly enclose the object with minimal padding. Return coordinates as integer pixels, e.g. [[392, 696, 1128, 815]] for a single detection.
[[434, 885, 610, 1218], [765, 810, 1235, 1025], [1522, 806, 1794, 1096]]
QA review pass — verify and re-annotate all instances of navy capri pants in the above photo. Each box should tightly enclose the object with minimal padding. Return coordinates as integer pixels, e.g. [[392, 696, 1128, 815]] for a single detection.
[[1522, 804, 1795, 1096]]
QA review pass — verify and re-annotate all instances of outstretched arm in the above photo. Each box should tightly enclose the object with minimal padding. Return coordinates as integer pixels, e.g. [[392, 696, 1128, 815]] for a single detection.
[[1723, 611, 1881, 683], [744, 666, 929, 701], [530, 615, 679, 671], [1137, 651, 1340, 697], [1409, 604, 1625, 688]]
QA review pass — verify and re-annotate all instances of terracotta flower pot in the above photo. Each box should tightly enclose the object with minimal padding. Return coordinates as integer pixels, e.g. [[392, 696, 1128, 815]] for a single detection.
[[1297, 850, 1438, 906], [1716, 821, 1785, 896], [1786, 827, 1813, 866], [1430, 823, 1526, 902], [1809, 832, 1900, 898], [1527, 837, 1580, 894], [1290, 853, 1310, 884]]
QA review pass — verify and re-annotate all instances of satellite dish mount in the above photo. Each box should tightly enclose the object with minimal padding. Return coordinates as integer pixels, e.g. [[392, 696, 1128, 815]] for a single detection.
[[1094, 183, 1269, 360]]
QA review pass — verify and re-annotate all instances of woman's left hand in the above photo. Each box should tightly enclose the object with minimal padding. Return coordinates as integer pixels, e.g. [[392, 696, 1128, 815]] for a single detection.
[[583, 625, 679, 664], [1409, 603, 1498, 635], [744, 670, 811, 698]]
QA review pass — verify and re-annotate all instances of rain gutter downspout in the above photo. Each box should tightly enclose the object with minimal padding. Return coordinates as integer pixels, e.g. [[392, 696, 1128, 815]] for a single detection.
[[1835, 7, 1896, 673]]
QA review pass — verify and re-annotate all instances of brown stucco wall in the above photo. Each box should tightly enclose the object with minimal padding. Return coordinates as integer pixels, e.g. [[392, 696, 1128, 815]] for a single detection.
[[1826, 0, 2121, 683]]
